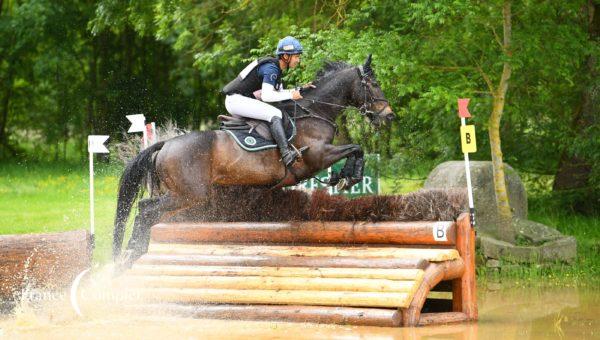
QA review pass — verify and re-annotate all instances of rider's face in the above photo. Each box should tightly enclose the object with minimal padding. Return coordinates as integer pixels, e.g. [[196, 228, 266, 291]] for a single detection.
[[288, 54, 301, 68]]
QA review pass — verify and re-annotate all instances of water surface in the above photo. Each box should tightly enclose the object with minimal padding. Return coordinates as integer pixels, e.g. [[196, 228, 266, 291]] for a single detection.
[[0, 274, 597, 339]]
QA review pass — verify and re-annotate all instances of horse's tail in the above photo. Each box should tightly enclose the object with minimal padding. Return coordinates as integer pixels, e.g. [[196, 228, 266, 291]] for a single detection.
[[112, 141, 165, 261]]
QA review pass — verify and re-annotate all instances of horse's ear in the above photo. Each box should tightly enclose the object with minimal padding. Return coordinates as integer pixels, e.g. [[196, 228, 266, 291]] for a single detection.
[[364, 54, 372, 73]]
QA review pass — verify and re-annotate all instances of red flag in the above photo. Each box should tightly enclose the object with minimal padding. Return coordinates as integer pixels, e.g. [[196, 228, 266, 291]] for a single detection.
[[145, 123, 155, 144], [458, 98, 471, 118]]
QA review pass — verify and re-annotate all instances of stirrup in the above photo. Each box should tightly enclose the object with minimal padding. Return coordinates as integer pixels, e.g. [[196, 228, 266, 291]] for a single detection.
[[281, 145, 309, 166], [290, 144, 309, 157], [281, 150, 299, 166]]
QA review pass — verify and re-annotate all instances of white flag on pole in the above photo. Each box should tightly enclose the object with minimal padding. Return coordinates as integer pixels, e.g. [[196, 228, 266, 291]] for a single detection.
[[87, 134, 109, 247], [126, 114, 146, 133], [88, 135, 110, 153]]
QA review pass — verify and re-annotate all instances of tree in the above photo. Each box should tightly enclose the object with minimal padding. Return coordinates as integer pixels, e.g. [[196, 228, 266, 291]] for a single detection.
[[1, 0, 596, 222], [553, 0, 600, 215], [486, 0, 514, 242]]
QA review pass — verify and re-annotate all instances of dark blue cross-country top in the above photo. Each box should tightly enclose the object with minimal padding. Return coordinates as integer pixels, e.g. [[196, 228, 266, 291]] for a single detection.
[[258, 62, 282, 88], [221, 57, 283, 97]]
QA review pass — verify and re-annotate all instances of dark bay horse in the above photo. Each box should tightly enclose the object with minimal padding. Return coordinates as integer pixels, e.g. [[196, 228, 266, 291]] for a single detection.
[[113, 55, 394, 262]]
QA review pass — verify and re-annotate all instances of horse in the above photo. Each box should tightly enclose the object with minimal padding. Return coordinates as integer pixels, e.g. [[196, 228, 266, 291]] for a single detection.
[[112, 54, 394, 264]]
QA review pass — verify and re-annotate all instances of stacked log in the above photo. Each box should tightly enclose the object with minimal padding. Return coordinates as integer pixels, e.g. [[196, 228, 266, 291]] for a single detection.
[[0, 229, 91, 300], [116, 214, 476, 327]]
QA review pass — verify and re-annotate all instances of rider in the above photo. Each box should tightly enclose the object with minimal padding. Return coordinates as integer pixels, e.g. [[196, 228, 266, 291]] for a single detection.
[[222, 36, 309, 167]]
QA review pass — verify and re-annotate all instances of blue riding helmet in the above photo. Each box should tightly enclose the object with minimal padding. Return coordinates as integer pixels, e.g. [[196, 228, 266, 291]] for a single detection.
[[276, 36, 303, 55]]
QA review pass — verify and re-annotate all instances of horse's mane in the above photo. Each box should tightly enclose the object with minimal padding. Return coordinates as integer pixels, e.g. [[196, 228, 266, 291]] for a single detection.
[[274, 62, 352, 113], [313, 61, 353, 84]]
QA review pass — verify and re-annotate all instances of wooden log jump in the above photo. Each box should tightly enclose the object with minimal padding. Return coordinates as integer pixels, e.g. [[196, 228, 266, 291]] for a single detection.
[[0, 229, 91, 300], [116, 213, 477, 327]]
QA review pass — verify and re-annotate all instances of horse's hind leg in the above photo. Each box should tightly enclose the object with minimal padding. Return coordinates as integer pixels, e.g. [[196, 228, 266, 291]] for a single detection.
[[125, 198, 160, 257], [122, 194, 182, 268]]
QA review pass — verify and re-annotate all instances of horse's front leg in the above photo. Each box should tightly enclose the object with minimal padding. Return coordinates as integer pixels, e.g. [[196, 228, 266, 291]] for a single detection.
[[320, 144, 363, 189], [337, 149, 365, 191]]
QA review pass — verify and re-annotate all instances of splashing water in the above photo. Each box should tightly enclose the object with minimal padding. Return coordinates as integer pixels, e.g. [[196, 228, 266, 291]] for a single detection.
[[1, 268, 598, 339]]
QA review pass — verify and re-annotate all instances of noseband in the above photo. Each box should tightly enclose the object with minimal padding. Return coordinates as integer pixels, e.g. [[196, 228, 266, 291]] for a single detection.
[[357, 66, 389, 116]]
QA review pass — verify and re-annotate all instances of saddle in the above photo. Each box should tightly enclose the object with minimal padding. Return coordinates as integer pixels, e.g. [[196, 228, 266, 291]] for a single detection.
[[218, 113, 296, 152]]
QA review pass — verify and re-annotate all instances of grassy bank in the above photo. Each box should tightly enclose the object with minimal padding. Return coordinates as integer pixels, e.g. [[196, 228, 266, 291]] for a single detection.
[[0, 161, 122, 262], [1, 161, 598, 285], [477, 208, 599, 287]]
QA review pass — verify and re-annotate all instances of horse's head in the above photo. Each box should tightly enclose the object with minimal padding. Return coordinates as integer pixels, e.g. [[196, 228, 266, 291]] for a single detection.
[[351, 54, 394, 127], [295, 57, 394, 129]]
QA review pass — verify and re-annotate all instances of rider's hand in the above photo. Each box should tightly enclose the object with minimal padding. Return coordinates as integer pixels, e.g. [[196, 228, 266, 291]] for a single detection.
[[302, 82, 316, 90], [291, 90, 303, 100]]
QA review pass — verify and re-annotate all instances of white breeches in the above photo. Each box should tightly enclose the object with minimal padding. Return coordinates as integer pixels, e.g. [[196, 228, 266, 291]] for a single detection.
[[224, 94, 282, 122]]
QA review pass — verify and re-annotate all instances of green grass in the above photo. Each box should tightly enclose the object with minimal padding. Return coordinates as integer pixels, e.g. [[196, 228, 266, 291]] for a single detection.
[[0, 161, 122, 262], [380, 177, 425, 194], [477, 199, 600, 287], [1, 161, 598, 286]]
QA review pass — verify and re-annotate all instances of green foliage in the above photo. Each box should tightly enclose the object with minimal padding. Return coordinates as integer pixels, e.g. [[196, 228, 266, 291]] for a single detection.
[[0, 0, 598, 211]]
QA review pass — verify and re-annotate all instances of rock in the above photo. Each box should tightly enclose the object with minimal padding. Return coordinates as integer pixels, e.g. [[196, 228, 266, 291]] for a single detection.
[[513, 218, 563, 245], [498, 264, 522, 272], [486, 282, 502, 291], [479, 233, 577, 264], [540, 236, 578, 263], [479, 236, 532, 261], [425, 161, 577, 264], [424, 161, 527, 238], [486, 259, 501, 268]]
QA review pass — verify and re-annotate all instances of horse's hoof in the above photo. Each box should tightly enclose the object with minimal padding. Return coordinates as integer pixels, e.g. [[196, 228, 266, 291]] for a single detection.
[[336, 176, 362, 191], [113, 250, 136, 276], [350, 176, 363, 187], [324, 172, 339, 186], [336, 178, 352, 191]]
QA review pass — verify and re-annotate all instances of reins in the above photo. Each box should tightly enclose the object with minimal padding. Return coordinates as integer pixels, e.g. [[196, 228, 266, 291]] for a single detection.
[[290, 66, 389, 133], [292, 101, 339, 134]]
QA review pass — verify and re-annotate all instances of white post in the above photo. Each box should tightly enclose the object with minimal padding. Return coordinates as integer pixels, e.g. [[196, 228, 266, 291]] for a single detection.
[[458, 98, 476, 228], [461, 117, 475, 227], [87, 135, 109, 250], [327, 166, 333, 195], [151, 122, 157, 143], [89, 151, 95, 241]]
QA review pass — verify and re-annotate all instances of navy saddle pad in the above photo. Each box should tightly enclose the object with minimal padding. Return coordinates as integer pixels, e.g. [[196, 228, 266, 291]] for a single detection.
[[219, 115, 296, 152]]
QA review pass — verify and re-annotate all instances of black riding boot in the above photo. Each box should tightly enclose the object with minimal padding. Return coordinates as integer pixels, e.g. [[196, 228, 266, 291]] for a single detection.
[[270, 116, 299, 167]]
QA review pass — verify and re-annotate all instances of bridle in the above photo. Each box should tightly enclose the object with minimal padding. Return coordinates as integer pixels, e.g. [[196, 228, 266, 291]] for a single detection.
[[356, 65, 390, 117], [291, 66, 390, 132]]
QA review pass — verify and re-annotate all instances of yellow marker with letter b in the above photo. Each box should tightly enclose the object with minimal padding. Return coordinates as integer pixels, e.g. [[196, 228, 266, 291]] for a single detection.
[[460, 125, 477, 153]]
